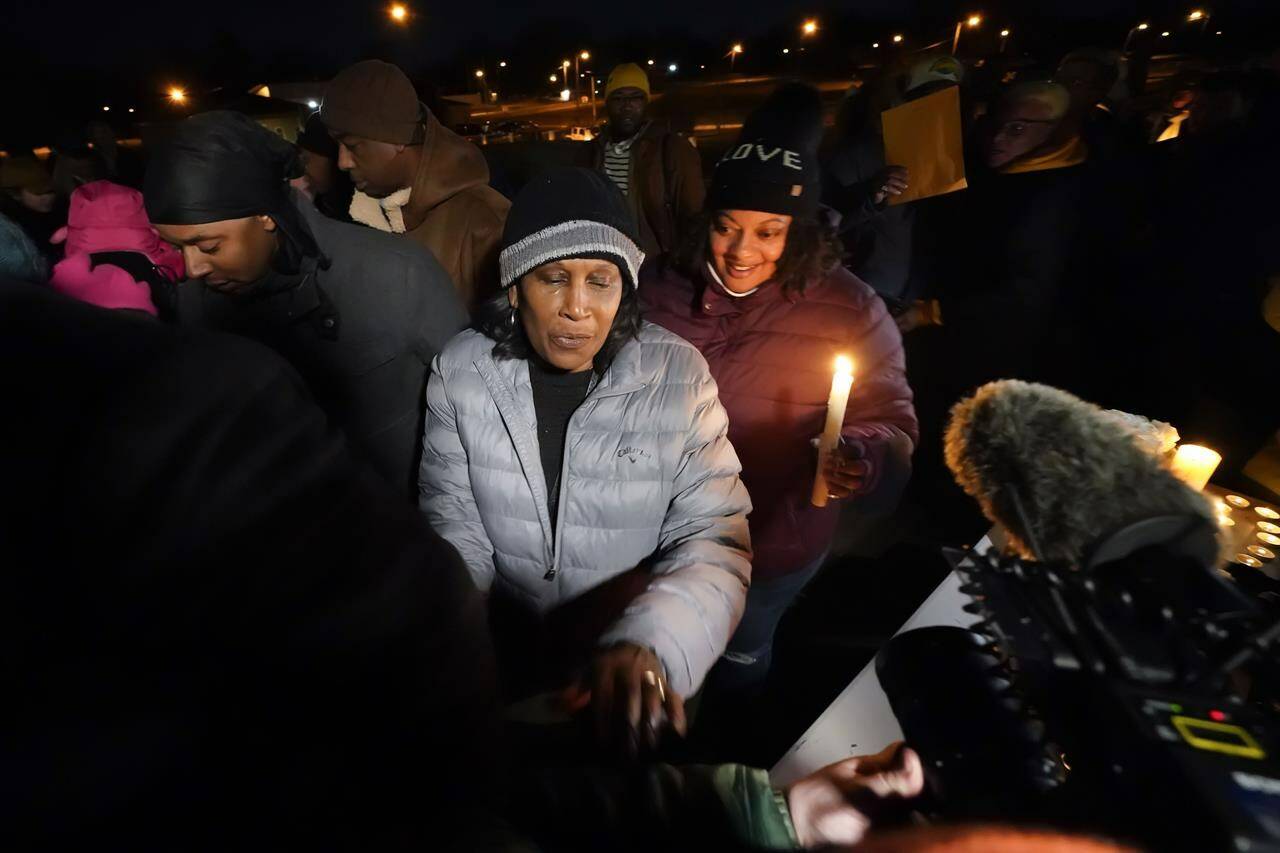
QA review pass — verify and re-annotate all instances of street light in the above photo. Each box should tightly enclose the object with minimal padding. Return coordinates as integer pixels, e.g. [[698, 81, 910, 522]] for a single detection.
[[728, 43, 743, 70], [102, 105, 110, 112], [499, 61, 507, 68], [475, 69, 484, 78], [1123, 21, 1150, 52], [872, 42, 880, 49], [575, 52, 590, 101], [782, 48, 790, 54], [388, 3, 407, 23], [1161, 30, 1171, 37], [892, 34, 903, 43], [549, 74, 558, 83], [128, 107, 135, 113], [953, 13, 982, 53], [668, 63, 678, 72], [802, 19, 818, 36], [647, 59, 655, 66], [307, 100, 319, 109], [999, 28, 1010, 53], [168, 86, 187, 104], [1188, 8, 1211, 38]]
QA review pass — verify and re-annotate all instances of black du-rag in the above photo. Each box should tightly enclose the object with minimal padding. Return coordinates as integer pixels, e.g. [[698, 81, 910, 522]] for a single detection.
[[144, 110, 319, 270]]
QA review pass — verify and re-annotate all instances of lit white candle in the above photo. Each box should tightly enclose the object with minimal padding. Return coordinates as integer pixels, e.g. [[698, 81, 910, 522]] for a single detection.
[[1255, 506, 1280, 520], [1247, 545, 1275, 561], [1258, 532, 1280, 547], [1169, 444, 1221, 491], [1225, 495, 1251, 508], [1237, 554, 1264, 568], [1258, 521, 1280, 535], [812, 355, 855, 508]]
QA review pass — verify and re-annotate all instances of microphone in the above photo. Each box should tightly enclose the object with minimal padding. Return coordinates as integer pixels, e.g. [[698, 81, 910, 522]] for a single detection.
[[943, 380, 1220, 568]]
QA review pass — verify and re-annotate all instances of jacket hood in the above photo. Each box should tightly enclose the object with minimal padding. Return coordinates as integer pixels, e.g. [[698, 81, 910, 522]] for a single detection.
[[407, 111, 494, 216], [51, 181, 184, 281]]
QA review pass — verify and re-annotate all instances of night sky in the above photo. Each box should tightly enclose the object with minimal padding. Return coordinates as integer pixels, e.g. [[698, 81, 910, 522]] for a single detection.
[[4, 0, 1277, 145]]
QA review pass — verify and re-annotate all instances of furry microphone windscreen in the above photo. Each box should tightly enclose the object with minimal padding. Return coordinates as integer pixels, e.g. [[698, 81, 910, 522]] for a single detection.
[[944, 380, 1217, 565]]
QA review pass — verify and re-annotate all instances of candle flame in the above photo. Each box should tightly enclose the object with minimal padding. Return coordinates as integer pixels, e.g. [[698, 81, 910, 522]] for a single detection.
[[835, 355, 854, 377]]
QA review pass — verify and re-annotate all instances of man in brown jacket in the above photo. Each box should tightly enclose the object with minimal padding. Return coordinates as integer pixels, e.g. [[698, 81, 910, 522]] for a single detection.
[[321, 60, 509, 308], [592, 63, 705, 259]]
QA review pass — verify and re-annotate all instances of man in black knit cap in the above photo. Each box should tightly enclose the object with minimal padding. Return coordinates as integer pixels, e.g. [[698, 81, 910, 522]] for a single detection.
[[144, 110, 466, 499]]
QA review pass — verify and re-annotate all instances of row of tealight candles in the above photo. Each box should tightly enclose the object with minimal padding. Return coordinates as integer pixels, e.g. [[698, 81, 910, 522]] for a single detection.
[[1214, 493, 1280, 568]]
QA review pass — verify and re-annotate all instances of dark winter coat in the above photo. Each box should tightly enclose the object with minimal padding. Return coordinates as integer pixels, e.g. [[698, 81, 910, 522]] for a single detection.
[[641, 263, 918, 580], [173, 191, 467, 498], [591, 122, 706, 259], [0, 278, 497, 850]]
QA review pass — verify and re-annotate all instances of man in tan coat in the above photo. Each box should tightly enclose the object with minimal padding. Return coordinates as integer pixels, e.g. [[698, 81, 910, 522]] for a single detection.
[[321, 60, 509, 309]]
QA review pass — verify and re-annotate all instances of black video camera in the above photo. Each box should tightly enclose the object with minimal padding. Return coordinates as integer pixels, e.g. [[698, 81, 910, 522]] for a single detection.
[[876, 524, 1280, 851]]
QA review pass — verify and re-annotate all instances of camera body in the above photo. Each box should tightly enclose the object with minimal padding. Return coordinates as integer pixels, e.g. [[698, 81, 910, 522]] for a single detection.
[[878, 539, 1280, 850]]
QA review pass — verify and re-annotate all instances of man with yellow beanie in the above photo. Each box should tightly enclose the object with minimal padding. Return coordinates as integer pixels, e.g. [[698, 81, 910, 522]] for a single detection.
[[591, 63, 704, 259]]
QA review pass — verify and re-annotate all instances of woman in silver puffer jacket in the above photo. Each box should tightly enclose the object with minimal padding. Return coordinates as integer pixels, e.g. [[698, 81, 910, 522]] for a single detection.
[[418, 168, 751, 752]]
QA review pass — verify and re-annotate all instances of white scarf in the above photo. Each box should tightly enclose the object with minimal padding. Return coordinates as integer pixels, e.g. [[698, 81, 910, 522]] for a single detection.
[[349, 187, 413, 234], [706, 261, 760, 298]]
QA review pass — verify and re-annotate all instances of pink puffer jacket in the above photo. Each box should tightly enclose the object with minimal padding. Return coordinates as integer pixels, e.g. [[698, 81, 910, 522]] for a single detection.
[[49, 180, 184, 315]]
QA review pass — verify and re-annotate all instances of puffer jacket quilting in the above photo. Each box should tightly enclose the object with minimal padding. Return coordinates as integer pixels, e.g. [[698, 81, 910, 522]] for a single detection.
[[419, 323, 752, 696]]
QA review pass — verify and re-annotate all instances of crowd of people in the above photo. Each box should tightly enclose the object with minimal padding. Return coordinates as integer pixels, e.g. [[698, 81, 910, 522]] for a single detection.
[[3, 40, 1278, 850]]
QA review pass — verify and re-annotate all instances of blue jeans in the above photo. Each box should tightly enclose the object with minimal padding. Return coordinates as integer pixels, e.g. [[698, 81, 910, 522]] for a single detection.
[[707, 552, 828, 696]]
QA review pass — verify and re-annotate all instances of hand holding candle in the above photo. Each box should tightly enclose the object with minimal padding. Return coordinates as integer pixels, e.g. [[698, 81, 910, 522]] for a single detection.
[[812, 355, 855, 507]]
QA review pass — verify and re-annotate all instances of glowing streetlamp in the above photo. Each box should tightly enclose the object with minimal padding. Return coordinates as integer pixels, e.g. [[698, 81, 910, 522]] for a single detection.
[[128, 107, 135, 113], [307, 99, 319, 109], [892, 34, 903, 44], [999, 27, 1010, 52], [388, 4, 407, 23], [1161, 30, 1171, 37], [782, 48, 790, 55], [647, 59, 655, 66], [549, 74, 558, 83], [953, 13, 983, 53], [872, 42, 880, 49], [499, 61, 507, 68], [1123, 21, 1150, 52], [168, 87, 187, 105], [1187, 8, 1211, 38], [575, 52, 590, 101], [475, 69, 484, 78], [728, 43, 743, 70], [802, 19, 818, 37], [668, 63, 678, 72], [102, 105, 110, 112]]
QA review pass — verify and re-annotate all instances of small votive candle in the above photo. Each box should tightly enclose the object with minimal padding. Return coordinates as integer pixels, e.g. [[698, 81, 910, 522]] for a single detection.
[[1247, 545, 1276, 561], [1257, 532, 1280, 547], [1255, 506, 1280, 520], [1237, 554, 1264, 568], [1225, 495, 1251, 508], [1258, 521, 1280, 535], [1220, 516, 1236, 527], [1169, 444, 1221, 491]]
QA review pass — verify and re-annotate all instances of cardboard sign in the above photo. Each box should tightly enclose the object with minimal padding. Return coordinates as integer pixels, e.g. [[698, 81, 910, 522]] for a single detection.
[[881, 86, 968, 205]]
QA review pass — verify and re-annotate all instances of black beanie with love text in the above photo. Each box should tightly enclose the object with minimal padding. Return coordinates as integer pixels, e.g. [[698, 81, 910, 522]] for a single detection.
[[708, 82, 825, 219]]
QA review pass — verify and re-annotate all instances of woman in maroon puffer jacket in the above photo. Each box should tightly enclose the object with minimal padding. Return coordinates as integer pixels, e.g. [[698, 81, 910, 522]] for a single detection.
[[641, 84, 918, 698]]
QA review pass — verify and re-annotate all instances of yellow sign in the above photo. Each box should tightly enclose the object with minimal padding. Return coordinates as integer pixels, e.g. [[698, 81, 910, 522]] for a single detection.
[[881, 85, 968, 206]]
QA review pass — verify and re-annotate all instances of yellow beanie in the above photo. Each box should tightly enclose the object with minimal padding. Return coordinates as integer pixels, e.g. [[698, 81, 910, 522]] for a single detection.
[[605, 63, 650, 99]]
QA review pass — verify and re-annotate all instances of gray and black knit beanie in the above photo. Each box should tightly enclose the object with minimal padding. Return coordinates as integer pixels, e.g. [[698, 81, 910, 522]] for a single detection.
[[498, 167, 645, 291]]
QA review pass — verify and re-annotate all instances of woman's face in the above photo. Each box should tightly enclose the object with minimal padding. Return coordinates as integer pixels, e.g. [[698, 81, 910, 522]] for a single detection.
[[708, 210, 792, 294], [511, 258, 624, 373]]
